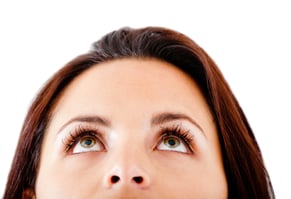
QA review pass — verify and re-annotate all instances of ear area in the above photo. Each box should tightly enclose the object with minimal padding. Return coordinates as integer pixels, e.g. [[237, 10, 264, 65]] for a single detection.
[[22, 188, 36, 199]]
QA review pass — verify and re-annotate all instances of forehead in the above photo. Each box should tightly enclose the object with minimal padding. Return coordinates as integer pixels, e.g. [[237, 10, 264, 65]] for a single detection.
[[52, 58, 210, 119], [75, 58, 192, 86]]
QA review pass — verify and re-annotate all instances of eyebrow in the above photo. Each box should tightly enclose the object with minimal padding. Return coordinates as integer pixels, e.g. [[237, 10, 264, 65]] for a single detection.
[[57, 112, 205, 136], [58, 115, 111, 134], [151, 112, 205, 136]]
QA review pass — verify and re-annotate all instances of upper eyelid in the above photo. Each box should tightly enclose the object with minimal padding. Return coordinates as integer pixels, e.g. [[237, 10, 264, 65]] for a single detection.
[[155, 122, 205, 144], [151, 112, 206, 138], [59, 121, 201, 140], [70, 123, 104, 137], [58, 121, 105, 135], [57, 112, 204, 134], [57, 113, 205, 144], [156, 126, 195, 153], [59, 122, 105, 145]]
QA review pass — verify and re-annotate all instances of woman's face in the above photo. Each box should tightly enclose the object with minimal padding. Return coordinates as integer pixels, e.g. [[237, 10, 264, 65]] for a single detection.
[[35, 58, 228, 198]]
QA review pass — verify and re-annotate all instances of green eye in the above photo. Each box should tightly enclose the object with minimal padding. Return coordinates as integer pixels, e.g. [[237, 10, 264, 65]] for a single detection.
[[164, 136, 180, 148], [157, 134, 189, 153], [72, 136, 103, 154], [80, 137, 96, 148]]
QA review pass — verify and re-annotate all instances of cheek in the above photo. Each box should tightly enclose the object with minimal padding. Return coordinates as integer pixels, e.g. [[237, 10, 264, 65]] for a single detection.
[[35, 153, 105, 199], [153, 153, 228, 198]]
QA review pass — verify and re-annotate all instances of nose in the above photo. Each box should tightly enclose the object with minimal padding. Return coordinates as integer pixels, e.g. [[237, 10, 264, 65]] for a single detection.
[[102, 130, 152, 190]]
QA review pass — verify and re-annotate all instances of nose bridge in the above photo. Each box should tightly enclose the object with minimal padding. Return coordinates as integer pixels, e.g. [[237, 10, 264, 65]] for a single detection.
[[103, 130, 151, 189], [114, 127, 146, 165]]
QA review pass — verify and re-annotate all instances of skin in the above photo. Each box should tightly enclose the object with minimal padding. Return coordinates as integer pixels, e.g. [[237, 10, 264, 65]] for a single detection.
[[34, 58, 228, 199]]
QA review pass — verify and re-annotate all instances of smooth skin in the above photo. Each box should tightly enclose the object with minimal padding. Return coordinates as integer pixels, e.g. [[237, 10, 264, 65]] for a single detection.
[[34, 58, 228, 198]]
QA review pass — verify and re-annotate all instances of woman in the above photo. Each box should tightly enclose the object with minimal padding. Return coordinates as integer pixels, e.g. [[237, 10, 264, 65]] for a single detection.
[[3, 27, 275, 198]]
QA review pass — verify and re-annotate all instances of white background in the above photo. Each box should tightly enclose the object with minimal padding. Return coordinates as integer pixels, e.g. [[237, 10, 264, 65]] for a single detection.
[[0, 1, 290, 198]]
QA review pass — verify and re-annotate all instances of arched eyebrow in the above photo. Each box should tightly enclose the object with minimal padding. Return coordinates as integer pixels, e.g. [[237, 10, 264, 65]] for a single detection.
[[58, 112, 205, 137], [57, 115, 111, 134], [151, 112, 205, 137]]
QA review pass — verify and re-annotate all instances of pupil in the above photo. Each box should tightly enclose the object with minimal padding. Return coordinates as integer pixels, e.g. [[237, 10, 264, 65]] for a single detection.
[[168, 139, 176, 146], [83, 138, 93, 146]]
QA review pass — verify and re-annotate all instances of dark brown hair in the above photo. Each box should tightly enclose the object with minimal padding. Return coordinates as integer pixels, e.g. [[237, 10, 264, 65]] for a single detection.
[[4, 27, 275, 198]]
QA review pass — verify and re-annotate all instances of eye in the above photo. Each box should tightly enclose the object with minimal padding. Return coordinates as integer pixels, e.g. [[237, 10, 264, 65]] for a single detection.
[[156, 125, 194, 154], [157, 135, 188, 153], [64, 125, 105, 154], [72, 136, 103, 154]]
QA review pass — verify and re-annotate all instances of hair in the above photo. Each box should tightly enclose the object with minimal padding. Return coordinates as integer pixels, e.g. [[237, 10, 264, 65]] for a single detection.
[[4, 26, 275, 199]]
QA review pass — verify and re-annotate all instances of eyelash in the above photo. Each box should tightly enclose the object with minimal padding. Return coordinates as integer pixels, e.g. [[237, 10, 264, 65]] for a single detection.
[[158, 124, 194, 152], [63, 124, 194, 153], [63, 125, 103, 152]]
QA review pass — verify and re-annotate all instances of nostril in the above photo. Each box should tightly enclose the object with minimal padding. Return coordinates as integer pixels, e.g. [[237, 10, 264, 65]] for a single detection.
[[110, 175, 120, 183], [132, 176, 143, 184]]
